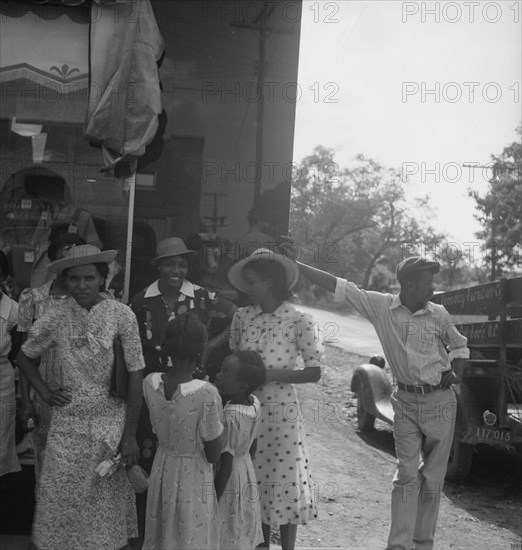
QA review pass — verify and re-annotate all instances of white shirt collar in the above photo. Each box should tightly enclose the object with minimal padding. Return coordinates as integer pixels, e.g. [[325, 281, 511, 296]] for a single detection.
[[250, 302, 297, 321], [150, 373, 206, 396], [144, 279, 197, 299], [224, 395, 260, 417], [390, 293, 434, 314]]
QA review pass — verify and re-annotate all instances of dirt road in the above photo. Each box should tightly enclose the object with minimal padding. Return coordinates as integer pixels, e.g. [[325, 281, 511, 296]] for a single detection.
[[281, 304, 522, 549]]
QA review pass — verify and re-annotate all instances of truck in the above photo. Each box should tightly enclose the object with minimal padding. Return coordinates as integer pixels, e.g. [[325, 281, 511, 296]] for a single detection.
[[351, 276, 522, 481]]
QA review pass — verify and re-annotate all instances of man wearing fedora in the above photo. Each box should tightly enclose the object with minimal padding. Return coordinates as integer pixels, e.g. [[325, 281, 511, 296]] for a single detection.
[[130, 237, 235, 539], [280, 244, 469, 550]]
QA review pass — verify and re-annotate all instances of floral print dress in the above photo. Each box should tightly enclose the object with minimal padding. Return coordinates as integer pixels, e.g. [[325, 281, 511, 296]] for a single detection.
[[17, 281, 69, 496], [229, 302, 323, 526], [142, 376, 223, 550], [21, 297, 145, 550], [0, 292, 20, 477]]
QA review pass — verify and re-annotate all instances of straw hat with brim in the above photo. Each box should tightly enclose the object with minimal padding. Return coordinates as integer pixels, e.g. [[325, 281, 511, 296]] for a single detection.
[[151, 237, 197, 266], [47, 245, 117, 275], [227, 248, 299, 294]]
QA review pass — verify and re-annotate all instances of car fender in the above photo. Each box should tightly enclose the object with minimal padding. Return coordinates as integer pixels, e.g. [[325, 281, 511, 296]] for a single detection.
[[351, 364, 394, 424]]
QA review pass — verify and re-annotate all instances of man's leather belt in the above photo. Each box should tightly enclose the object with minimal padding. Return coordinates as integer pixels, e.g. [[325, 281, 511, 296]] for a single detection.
[[397, 381, 441, 394]]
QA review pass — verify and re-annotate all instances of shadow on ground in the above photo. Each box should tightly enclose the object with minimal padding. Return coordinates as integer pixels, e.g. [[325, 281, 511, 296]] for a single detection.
[[354, 422, 396, 458], [443, 447, 522, 537], [354, 421, 522, 538]]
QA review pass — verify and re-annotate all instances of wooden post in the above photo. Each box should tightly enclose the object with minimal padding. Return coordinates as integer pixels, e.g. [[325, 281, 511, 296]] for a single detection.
[[498, 277, 508, 426]]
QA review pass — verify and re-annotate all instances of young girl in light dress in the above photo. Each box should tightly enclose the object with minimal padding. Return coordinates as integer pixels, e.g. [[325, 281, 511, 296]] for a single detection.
[[142, 314, 223, 550], [215, 350, 266, 549]]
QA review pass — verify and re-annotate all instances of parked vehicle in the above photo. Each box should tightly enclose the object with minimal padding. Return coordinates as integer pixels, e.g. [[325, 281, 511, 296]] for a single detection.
[[351, 277, 522, 481]]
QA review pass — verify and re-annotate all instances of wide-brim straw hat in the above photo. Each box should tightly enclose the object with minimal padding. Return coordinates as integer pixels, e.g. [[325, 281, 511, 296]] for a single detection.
[[227, 248, 299, 294], [47, 244, 117, 275], [151, 237, 197, 266]]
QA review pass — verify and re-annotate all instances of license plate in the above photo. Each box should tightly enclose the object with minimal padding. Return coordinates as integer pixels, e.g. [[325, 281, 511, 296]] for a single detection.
[[473, 426, 512, 445]]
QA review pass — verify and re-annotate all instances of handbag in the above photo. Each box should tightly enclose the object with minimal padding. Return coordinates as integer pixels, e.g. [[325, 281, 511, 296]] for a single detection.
[[109, 336, 128, 399]]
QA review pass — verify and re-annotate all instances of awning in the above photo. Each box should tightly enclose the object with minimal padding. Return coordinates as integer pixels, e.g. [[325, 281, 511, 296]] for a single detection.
[[0, 0, 164, 168]]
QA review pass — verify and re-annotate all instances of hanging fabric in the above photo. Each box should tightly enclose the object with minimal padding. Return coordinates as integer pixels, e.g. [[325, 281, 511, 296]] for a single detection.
[[84, 0, 164, 168]]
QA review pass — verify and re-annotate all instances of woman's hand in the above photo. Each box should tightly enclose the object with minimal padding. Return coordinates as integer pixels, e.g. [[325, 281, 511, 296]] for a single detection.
[[42, 386, 72, 407], [120, 435, 140, 466], [20, 401, 36, 430]]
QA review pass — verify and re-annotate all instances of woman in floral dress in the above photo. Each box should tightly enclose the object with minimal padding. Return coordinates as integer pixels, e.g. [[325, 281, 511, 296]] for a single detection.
[[0, 253, 20, 478], [18, 231, 85, 498], [227, 248, 323, 550], [17, 244, 145, 550]]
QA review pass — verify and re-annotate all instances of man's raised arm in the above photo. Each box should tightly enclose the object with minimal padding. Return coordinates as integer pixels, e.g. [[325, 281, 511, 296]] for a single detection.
[[295, 261, 337, 293], [279, 238, 337, 292]]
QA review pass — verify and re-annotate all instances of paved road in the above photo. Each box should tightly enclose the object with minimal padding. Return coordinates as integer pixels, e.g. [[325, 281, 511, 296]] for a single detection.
[[295, 304, 384, 357]]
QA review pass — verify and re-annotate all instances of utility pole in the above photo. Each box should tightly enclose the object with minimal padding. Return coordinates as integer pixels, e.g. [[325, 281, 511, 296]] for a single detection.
[[231, 3, 292, 210]]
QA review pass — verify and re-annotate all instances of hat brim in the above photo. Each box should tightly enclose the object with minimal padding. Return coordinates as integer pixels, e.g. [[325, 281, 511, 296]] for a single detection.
[[48, 250, 117, 274], [150, 249, 197, 266], [227, 248, 299, 294]]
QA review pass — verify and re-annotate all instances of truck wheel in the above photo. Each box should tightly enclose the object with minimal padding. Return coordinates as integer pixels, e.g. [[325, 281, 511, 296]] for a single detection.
[[357, 394, 375, 432], [445, 435, 474, 482]]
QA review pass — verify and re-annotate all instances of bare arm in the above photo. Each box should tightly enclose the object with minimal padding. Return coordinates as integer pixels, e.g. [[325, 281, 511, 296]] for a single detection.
[[204, 435, 222, 464], [296, 261, 337, 293], [18, 334, 36, 428], [18, 333, 31, 403], [120, 370, 143, 465], [16, 350, 71, 406], [214, 451, 234, 501], [202, 304, 237, 369], [265, 366, 321, 384]]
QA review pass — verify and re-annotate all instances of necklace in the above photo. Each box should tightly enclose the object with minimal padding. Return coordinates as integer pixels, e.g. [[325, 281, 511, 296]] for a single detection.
[[160, 294, 177, 321]]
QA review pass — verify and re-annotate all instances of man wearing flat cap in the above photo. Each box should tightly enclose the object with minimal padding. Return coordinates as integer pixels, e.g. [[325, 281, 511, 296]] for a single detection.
[[280, 244, 469, 550]]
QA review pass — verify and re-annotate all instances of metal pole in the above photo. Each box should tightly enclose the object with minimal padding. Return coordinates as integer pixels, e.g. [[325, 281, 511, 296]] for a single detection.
[[122, 167, 136, 305], [254, 26, 266, 207]]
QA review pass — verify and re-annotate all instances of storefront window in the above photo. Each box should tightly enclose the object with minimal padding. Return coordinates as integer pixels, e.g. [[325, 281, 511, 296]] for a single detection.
[[0, 119, 133, 299]]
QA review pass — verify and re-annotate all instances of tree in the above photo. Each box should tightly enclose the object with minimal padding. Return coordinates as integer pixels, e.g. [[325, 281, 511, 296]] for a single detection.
[[469, 126, 522, 279], [290, 146, 377, 250], [290, 146, 445, 289]]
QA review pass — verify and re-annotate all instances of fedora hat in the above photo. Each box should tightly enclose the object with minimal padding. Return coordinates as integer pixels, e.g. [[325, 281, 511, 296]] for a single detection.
[[151, 237, 196, 266], [47, 244, 117, 275], [227, 248, 299, 294]]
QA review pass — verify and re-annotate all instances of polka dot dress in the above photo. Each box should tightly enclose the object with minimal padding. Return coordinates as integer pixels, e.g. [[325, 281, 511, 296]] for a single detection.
[[229, 303, 323, 526]]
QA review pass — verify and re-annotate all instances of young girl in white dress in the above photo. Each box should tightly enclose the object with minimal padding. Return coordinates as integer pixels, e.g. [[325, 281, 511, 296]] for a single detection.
[[214, 350, 266, 549], [142, 314, 223, 550]]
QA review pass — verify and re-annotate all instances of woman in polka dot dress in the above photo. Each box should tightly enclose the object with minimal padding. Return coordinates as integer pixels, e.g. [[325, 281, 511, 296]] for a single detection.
[[228, 248, 323, 550]]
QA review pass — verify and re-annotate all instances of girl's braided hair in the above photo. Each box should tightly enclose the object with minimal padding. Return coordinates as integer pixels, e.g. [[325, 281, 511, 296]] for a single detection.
[[233, 350, 267, 393], [162, 313, 208, 362]]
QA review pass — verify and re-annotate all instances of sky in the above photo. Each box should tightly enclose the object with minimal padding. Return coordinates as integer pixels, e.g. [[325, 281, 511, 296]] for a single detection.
[[293, 0, 521, 248]]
